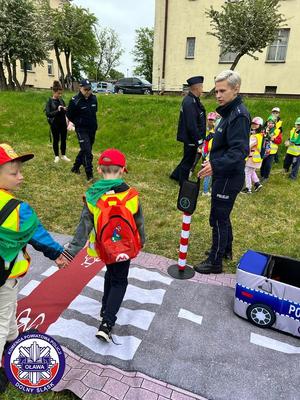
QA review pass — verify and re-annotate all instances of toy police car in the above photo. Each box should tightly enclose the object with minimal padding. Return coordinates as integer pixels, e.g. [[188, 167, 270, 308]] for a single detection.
[[234, 250, 300, 337]]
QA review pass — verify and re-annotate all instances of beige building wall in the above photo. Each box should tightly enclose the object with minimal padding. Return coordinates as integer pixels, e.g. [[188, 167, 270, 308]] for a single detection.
[[14, 0, 68, 89], [153, 0, 300, 95]]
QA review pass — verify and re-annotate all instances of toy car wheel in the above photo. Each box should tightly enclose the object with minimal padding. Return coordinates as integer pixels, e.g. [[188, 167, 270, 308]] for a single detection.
[[246, 303, 276, 328]]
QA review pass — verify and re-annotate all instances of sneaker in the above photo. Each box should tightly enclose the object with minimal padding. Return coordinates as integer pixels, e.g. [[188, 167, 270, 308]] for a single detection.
[[194, 259, 222, 274], [96, 321, 112, 343], [240, 188, 252, 194], [61, 155, 71, 162], [86, 173, 94, 183], [71, 166, 80, 174], [254, 182, 263, 192], [54, 156, 60, 163], [0, 367, 9, 394]]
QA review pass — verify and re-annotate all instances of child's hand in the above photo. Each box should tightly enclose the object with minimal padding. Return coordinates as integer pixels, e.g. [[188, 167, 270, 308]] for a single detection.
[[55, 254, 69, 269]]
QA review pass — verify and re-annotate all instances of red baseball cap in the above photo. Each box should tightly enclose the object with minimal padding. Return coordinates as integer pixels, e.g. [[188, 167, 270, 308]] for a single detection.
[[0, 143, 34, 166], [98, 149, 128, 172]]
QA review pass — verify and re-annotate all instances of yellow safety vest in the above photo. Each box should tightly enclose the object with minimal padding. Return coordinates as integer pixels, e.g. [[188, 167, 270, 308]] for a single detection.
[[252, 133, 263, 163], [85, 189, 139, 258], [0, 190, 31, 279], [287, 128, 300, 156], [206, 128, 214, 153], [270, 124, 282, 155]]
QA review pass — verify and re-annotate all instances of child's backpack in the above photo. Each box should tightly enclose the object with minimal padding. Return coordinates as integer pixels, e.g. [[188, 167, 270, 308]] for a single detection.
[[95, 188, 141, 265]]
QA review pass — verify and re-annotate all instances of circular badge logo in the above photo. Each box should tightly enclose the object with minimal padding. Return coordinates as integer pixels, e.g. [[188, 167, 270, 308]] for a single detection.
[[179, 197, 191, 210], [4, 332, 65, 394]]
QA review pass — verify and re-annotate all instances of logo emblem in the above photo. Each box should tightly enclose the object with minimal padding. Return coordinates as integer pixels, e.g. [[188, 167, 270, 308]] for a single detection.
[[179, 197, 191, 210], [116, 253, 130, 262], [4, 332, 65, 394]]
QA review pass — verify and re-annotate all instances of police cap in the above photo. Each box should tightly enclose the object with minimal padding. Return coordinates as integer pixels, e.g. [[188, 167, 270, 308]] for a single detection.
[[187, 76, 204, 86]]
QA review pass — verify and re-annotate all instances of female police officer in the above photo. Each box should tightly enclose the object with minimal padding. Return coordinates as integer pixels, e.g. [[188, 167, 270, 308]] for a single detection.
[[195, 70, 250, 274]]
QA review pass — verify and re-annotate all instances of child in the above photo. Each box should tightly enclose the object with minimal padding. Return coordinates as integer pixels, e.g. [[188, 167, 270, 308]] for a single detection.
[[271, 106, 283, 163], [45, 80, 71, 163], [202, 112, 216, 195], [283, 117, 300, 180], [64, 148, 145, 342], [260, 115, 280, 182], [241, 117, 264, 194], [0, 143, 68, 394]]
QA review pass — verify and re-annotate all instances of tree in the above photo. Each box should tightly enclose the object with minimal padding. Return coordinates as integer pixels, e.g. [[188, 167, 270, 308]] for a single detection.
[[0, 0, 51, 90], [206, 0, 286, 73], [132, 27, 154, 83]]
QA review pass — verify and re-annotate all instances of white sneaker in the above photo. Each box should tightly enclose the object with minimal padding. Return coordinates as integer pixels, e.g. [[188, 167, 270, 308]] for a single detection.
[[54, 156, 60, 163], [61, 155, 71, 162]]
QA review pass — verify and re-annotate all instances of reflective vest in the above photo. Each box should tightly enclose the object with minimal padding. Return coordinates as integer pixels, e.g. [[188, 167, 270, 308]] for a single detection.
[[0, 190, 31, 279], [287, 128, 300, 156], [252, 133, 263, 163], [270, 124, 282, 155], [85, 189, 139, 258]]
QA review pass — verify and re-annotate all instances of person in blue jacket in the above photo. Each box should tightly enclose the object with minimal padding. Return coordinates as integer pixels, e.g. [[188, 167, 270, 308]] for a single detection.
[[195, 70, 250, 274], [67, 79, 98, 182], [170, 76, 206, 185]]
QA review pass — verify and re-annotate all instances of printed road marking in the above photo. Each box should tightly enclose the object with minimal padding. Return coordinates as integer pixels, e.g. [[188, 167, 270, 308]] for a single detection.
[[19, 280, 40, 296], [47, 317, 141, 360], [88, 276, 166, 305], [69, 295, 155, 330], [250, 333, 300, 354], [42, 266, 58, 277], [129, 267, 172, 285], [178, 309, 203, 325]]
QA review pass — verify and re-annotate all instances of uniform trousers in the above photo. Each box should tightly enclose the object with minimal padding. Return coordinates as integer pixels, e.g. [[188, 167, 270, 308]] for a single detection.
[[0, 279, 19, 366], [209, 175, 244, 265], [171, 143, 198, 184], [73, 129, 96, 177]]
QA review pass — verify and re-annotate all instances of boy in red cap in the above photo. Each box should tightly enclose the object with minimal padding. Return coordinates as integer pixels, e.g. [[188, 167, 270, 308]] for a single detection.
[[0, 143, 68, 394], [64, 148, 145, 342]]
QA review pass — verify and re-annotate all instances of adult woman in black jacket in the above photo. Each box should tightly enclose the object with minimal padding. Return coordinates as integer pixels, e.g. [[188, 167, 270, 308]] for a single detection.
[[45, 80, 70, 163]]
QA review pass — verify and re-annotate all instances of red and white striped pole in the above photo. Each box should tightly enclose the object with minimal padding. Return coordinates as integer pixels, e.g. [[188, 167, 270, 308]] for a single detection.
[[168, 212, 195, 279]]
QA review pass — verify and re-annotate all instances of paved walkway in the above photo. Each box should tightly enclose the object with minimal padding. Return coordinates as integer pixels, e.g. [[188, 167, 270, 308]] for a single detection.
[[53, 251, 236, 400]]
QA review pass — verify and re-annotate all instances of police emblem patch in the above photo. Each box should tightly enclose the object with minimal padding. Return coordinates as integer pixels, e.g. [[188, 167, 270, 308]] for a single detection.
[[4, 332, 65, 394], [179, 197, 191, 210]]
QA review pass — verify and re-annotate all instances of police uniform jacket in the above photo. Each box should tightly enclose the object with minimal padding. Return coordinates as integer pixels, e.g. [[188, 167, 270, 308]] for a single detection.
[[177, 92, 206, 145], [210, 95, 250, 178], [67, 91, 98, 132]]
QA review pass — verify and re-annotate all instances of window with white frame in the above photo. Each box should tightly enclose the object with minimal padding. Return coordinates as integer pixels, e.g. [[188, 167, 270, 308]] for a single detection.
[[20, 61, 33, 71], [48, 60, 54, 75], [266, 29, 290, 62], [185, 37, 196, 59], [219, 47, 238, 63]]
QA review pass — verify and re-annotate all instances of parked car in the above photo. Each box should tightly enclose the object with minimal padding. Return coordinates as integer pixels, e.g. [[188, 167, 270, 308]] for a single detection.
[[114, 77, 152, 95], [91, 81, 114, 94], [234, 249, 300, 337]]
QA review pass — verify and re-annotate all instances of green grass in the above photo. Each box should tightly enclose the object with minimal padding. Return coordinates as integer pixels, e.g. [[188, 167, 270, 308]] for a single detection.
[[0, 91, 300, 399]]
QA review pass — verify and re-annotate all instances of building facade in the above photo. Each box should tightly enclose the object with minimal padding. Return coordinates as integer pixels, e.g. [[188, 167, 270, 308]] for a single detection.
[[15, 0, 68, 89], [153, 0, 300, 95]]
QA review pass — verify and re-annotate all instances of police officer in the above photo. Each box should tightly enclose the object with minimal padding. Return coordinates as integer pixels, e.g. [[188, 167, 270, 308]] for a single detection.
[[170, 76, 206, 185], [195, 70, 250, 274], [67, 79, 98, 181]]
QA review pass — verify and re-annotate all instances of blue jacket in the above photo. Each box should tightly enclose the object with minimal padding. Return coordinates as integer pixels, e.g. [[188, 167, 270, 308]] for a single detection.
[[20, 203, 63, 260], [210, 95, 250, 178], [177, 92, 206, 145], [67, 91, 98, 132]]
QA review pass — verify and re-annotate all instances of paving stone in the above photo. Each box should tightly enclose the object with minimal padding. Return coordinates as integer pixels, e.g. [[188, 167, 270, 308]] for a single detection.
[[83, 388, 110, 400], [171, 392, 198, 400], [82, 371, 108, 390], [82, 363, 104, 376], [124, 387, 158, 400], [167, 385, 206, 400], [121, 376, 143, 387], [61, 380, 89, 398], [136, 372, 167, 386], [102, 378, 130, 400], [142, 380, 172, 398], [101, 367, 124, 380], [64, 368, 88, 381]]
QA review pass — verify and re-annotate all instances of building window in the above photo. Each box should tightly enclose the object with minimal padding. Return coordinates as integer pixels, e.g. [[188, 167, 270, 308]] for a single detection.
[[266, 29, 290, 62], [219, 47, 238, 63], [48, 60, 54, 75], [265, 86, 277, 94], [185, 37, 195, 59], [20, 61, 33, 71]]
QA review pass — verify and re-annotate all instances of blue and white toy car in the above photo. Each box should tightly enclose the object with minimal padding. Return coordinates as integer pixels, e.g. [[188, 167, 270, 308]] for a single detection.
[[234, 250, 300, 337]]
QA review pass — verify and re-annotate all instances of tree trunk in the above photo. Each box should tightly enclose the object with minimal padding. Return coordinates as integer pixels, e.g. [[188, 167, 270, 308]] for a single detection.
[[4, 54, 15, 90], [65, 50, 72, 90], [205, 52, 244, 97], [12, 60, 22, 91], [0, 62, 8, 90], [21, 63, 28, 89], [54, 42, 65, 88]]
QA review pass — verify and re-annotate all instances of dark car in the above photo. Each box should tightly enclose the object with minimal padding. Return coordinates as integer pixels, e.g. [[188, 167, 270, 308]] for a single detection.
[[114, 77, 152, 95]]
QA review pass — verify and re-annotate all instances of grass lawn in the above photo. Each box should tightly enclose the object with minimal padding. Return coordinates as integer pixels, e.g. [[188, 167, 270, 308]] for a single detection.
[[0, 90, 299, 399]]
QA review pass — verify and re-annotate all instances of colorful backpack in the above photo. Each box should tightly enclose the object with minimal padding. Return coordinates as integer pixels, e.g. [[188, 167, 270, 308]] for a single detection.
[[95, 188, 141, 265]]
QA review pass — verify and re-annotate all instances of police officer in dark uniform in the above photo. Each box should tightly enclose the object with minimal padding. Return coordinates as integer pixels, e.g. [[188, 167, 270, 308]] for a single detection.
[[170, 76, 206, 185], [195, 70, 250, 274], [67, 79, 98, 181]]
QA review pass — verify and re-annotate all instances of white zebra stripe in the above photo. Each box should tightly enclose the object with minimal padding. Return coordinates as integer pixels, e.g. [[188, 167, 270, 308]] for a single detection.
[[178, 309, 203, 325], [129, 267, 172, 285], [19, 280, 40, 296], [42, 266, 58, 277]]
